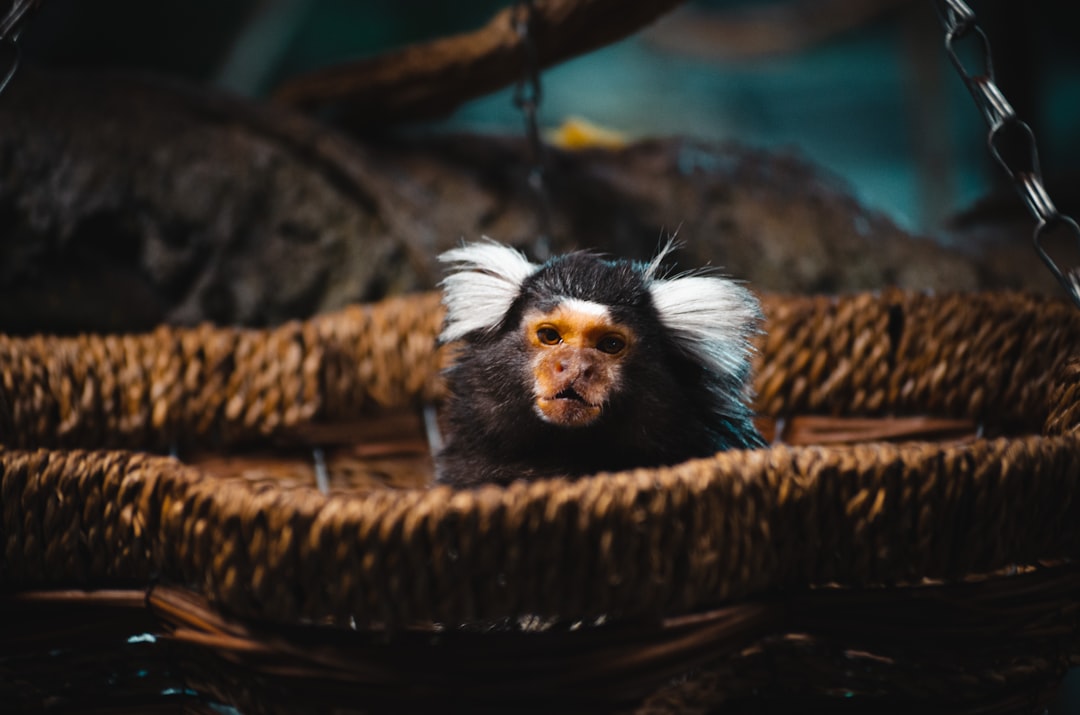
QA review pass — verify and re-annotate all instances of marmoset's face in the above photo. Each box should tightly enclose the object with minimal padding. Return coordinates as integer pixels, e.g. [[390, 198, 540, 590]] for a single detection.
[[521, 298, 635, 428]]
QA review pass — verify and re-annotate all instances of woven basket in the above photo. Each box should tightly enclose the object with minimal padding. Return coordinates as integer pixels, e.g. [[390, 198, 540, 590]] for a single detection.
[[2, 289, 1079, 713]]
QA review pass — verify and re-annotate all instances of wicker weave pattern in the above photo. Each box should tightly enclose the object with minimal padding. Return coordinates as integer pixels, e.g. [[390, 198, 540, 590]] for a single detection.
[[2, 290, 1079, 627], [3, 433, 1078, 625], [0, 293, 445, 450], [1046, 358, 1080, 435], [755, 292, 894, 417], [755, 291, 1080, 427], [2, 291, 1077, 452]]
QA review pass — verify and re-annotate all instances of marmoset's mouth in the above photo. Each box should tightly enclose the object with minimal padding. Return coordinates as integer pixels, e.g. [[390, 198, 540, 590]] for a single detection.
[[555, 387, 586, 403], [536, 389, 601, 427]]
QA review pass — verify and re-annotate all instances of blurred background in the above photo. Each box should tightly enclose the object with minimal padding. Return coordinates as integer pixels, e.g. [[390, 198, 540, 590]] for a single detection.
[[5, 0, 1079, 335], [19, 0, 1080, 234]]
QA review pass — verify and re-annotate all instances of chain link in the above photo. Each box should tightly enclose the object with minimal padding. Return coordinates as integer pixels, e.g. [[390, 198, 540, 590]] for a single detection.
[[512, 0, 553, 260], [0, 0, 39, 97], [935, 0, 1080, 307]]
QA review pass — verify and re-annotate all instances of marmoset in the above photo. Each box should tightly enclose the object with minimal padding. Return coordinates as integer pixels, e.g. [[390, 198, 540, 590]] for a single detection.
[[435, 240, 765, 487]]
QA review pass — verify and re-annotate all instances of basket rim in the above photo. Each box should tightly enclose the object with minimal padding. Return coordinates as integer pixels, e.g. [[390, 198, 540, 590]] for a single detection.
[[2, 288, 1079, 625], [3, 429, 1078, 625]]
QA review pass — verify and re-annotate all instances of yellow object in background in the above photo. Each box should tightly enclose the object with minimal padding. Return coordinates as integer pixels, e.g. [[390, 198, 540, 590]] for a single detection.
[[549, 117, 627, 150]]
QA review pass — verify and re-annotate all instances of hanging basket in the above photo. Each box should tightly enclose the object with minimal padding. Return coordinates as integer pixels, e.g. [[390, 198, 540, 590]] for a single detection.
[[2, 288, 1080, 713]]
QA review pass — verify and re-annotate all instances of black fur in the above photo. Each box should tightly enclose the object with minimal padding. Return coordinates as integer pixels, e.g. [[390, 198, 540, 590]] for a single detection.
[[436, 251, 765, 487]]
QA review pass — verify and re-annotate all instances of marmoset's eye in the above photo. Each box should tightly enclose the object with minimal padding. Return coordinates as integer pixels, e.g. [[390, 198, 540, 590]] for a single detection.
[[596, 335, 627, 355], [537, 327, 562, 345]]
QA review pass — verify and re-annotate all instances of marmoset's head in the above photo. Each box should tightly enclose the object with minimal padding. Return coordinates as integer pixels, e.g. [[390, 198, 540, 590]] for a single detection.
[[436, 239, 765, 486]]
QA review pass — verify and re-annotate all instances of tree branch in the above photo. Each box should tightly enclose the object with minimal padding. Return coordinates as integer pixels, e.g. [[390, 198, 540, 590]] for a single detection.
[[272, 0, 686, 127]]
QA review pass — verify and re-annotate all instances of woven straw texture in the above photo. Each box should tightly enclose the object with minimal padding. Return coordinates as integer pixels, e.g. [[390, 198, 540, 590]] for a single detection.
[[2, 289, 1078, 629], [3, 288, 1080, 713]]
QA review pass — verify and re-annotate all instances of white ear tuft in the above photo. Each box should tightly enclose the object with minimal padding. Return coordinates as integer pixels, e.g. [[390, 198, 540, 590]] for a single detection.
[[648, 274, 762, 378], [438, 239, 539, 342], [642, 236, 682, 281]]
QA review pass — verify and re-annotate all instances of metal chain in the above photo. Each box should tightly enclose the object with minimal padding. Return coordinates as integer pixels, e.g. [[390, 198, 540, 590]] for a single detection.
[[512, 0, 553, 260], [935, 0, 1080, 308], [0, 0, 39, 97]]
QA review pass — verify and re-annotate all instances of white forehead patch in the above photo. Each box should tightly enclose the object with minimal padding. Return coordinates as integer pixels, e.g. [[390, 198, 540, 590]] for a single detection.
[[558, 297, 610, 319], [439, 239, 539, 342]]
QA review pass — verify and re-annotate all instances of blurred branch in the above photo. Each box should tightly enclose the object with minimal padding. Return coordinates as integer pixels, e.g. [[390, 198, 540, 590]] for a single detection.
[[644, 0, 910, 61], [271, 0, 686, 128]]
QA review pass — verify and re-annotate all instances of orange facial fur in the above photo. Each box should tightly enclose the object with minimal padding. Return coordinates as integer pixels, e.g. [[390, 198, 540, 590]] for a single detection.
[[524, 301, 633, 427]]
